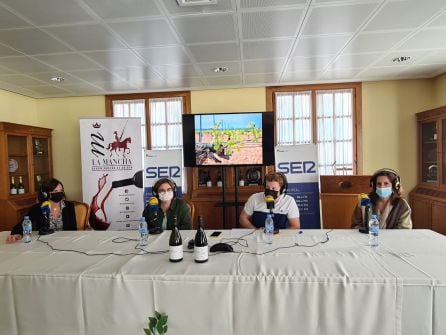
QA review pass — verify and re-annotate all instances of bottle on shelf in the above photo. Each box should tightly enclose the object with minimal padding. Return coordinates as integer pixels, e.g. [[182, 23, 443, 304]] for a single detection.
[[139, 217, 148, 246], [433, 131, 437, 141], [10, 176, 17, 195], [368, 214, 379, 247], [169, 215, 183, 262], [194, 216, 208, 263], [216, 173, 223, 187], [18, 176, 25, 194], [22, 216, 32, 243], [264, 213, 274, 244], [206, 176, 212, 187], [239, 176, 245, 186], [35, 175, 42, 192]]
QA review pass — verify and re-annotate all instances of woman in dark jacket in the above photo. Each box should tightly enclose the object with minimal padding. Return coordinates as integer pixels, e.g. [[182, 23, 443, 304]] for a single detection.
[[6, 178, 77, 243]]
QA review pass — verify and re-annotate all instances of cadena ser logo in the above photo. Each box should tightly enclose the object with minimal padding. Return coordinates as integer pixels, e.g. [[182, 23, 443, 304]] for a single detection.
[[90, 122, 133, 171]]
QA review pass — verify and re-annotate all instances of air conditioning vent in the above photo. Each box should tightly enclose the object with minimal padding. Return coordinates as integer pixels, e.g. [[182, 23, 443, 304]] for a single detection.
[[176, 0, 217, 6]]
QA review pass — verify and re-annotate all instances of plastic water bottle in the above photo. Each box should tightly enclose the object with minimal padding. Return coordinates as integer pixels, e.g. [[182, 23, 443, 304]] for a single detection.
[[139, 217, 148, 246], [264, 213, 274, 244], [368, 214, 379, 247], [22, 216, 32, 243]]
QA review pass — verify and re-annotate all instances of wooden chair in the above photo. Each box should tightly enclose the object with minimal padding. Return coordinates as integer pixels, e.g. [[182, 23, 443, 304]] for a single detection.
[[72, 200, 90, 231], [183, 198, 195, 227]]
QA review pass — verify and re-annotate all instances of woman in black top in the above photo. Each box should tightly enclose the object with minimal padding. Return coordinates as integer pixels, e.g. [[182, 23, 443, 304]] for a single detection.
[[6, 178, 77, 243]]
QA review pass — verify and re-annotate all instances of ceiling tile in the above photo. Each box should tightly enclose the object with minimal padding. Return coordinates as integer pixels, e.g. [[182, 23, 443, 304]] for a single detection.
[[243, 59, 285, 73], [0, 5, 30, 28], [240, 0, 306, 9], [0, 73, 46, 86], [303, 3, 377, 36], [0, 56, 56, 72], [67, 69, 120, 82], [59, 83, 105, 95], [241, 9, 303, 39], [320, 67, 363, 79], [399, 64, 446, 78], [47, 24, 126, 51], [343, 31, 410, 54], [293, 35, 351, 57], [27, 72, 84, 85], [113, 66, 164, 82], [329, 53, 382, 69], [153, 64, 199, 79], [0, 44, 22, 57], [85, 49, 146, 68], [135, 46, 191, 65], [34, 53, 101, 71], [0, 28, 70, 54], [282, 69, 320, 82], [244, 72, 281, 85], [172, 14, 235, 44], [243, 39, 292, 59], [167, 77, 204, 88], [205, 75, 242, 86], [197, 61, 241, 76], [286, 56, 332, 72], [82, 0, 161, 20], [359, 66, 405, 79], [109, 19, 178, 47], [23, 85, 71, 95], [428, 12, 446, 28], [92, 80, 138, 91], [0, 0, 93, 25], [398, 28, 446, 51], [188, 42, 240, 62], [418, 50, 446, 65], [365, 0, 446, 31], [162, 0, 233, 15]]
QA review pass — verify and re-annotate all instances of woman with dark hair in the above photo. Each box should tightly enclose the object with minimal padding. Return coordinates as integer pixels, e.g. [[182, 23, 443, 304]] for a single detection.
[[6, 178, 77, 243], [142, 178, 192, 231], [352, 168, 412, 229]]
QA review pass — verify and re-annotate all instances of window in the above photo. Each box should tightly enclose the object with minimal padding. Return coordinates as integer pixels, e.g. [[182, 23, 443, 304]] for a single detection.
[[105, 92, 191, 150], [267, 83, 362, 175]]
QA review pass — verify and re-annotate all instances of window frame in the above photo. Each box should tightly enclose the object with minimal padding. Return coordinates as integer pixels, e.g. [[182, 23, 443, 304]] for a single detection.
[[266, 83, 362, 175], [105, 91, 191, 150]]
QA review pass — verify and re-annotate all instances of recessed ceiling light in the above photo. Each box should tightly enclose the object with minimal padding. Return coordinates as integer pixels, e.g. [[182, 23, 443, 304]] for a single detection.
[[392, 56, 411, 63], [212, 66, 228, 73], [50, 76, 65, 83]]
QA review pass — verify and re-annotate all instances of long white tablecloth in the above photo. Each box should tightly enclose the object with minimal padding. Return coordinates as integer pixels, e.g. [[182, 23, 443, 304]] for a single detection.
[[0, 229, 445, 335]]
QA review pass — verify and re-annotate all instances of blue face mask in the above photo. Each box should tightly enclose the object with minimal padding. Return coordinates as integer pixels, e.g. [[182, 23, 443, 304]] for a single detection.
[[376, 187, 392, 199]]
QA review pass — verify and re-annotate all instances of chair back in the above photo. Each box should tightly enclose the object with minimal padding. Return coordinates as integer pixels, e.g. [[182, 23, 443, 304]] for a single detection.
[[183, 198, 195, 227], [72, 201, 90, 230]]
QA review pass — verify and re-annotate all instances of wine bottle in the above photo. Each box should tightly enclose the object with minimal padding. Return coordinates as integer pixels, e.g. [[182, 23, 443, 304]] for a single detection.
[[18, 176, 25, 194], [169, 216, 183, 262], [10, 176, 17, 195], [194, 216, 208, 263]]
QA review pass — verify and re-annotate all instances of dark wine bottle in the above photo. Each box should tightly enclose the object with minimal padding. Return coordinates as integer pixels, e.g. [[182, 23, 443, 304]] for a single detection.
[[169, 216, 183, 262], [194, 216, 208, 263]]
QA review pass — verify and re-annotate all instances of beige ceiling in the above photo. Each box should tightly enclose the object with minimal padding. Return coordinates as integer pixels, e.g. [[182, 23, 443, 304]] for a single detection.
[[0, 0, 445, 98]]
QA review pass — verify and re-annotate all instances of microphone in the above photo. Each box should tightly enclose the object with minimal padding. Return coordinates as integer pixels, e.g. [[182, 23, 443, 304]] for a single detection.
[[358, 193, 371, 234], [265, 194, 275, 212], [147, 197, 162, 233], [111, 170, 143, 189], [39, 201, 54, 235]]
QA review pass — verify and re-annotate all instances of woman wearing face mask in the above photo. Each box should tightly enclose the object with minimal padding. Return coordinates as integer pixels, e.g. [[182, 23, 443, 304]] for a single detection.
[[240, 172, 300, 229], [6, 178, 77, 243], [142, 178, 192, 231], [351, 168, 412, 229]]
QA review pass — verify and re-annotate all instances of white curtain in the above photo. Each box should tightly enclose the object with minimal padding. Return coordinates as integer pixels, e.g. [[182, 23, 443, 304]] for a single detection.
[[150, 97, 183, 150]]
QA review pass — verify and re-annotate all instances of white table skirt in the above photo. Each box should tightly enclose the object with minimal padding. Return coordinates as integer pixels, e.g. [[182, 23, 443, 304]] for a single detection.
[[0, 229, 445, 335]]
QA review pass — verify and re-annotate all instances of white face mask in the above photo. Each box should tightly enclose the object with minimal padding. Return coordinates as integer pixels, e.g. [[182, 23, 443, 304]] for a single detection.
[[158, 190, 174, 202]]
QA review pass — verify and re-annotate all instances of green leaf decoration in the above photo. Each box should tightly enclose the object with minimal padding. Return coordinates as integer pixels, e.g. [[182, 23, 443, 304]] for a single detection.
[[143, 328, 151, 335], [154, 311, 161, 319], [159, 314, 168, 325]]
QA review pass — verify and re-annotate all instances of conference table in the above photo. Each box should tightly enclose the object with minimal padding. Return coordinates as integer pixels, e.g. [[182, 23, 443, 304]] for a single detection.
[[0, 229, 445, 335]]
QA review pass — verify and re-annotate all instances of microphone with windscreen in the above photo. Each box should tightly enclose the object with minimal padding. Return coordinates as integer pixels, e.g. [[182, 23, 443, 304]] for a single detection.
[[39, 201, 54, 235], [265, 194, 275, 212], [358, 193, 371, 234], [147, 196, 162, 234], [111, 170, 143, 189]]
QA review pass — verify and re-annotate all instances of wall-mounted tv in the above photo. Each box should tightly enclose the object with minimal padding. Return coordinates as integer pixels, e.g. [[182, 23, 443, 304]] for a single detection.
[[182, 112, 275, 167]]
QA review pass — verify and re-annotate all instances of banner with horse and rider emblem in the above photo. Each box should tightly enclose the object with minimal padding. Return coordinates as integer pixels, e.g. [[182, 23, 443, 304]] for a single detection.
[[80, 118, 143, 230]]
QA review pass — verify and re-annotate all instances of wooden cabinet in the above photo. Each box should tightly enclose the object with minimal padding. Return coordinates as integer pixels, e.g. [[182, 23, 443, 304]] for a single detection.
[[186, 165, 274, 229], [410, 106, 446, 234], [0, 122, 53, 231]]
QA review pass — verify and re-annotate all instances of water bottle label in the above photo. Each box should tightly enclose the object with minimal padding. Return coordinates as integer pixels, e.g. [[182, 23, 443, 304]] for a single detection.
[[265, 223, 274, 234], [169, 245, 183, 260], [370, 225, 379, 234], [139, 227, 148, 235], [194, 246, 208, 261]]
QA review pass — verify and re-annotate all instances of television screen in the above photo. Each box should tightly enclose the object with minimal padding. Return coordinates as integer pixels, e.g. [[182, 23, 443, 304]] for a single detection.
[[182, 112, 275, 167]]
